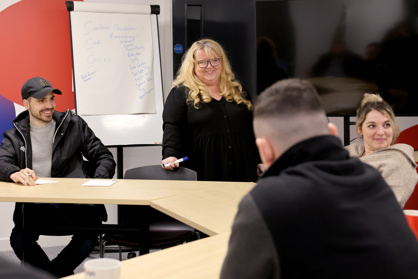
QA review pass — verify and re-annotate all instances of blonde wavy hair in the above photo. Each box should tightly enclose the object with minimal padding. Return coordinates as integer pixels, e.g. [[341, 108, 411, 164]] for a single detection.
[[172, 39, 252, 110], [356, 93, 400, 145]]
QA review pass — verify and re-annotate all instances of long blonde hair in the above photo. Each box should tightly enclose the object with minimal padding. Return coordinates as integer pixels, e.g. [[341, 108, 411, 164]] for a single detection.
[[356, 93, 400, 145], [173, 39, 252, 110]]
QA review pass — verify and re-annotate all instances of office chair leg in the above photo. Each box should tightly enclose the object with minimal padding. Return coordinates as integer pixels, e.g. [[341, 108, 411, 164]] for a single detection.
[[127, 252, 137, 259], [99, 234, 104, 258], [194, 231, 201, 240]]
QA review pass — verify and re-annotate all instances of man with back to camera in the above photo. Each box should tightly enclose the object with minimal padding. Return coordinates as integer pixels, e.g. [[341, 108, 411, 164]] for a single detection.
[[0, 77, 116, 277], [220, 78, 418, 278]]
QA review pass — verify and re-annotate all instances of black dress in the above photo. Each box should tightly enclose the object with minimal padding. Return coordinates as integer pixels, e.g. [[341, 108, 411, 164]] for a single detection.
[[162, 86, 260, 182]]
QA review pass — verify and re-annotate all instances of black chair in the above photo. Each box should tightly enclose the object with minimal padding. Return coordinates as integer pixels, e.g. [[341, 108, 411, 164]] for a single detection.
[[100, 165, 200, 259]]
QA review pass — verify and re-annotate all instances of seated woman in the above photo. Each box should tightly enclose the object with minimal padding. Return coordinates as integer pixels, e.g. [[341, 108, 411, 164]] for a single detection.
[[346, 93, 418, 207]]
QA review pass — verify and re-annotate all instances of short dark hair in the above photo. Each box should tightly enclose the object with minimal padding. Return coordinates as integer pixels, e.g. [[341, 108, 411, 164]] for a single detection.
[[254, 79, 324, 119]]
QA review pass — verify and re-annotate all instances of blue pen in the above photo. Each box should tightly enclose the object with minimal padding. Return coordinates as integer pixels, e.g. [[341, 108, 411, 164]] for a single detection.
[[164, 157, 188, 167]]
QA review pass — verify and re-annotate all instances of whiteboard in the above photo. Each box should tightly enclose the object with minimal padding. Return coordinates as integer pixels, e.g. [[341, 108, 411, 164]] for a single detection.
[[67, 2, 163, 146]]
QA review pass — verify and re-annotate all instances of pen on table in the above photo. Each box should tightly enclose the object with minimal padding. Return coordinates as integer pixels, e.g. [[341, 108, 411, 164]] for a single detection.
[[164, 157, 188, 167]]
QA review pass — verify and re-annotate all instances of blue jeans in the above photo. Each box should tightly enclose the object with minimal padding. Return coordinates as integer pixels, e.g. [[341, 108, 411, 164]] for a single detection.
[[10, 203, 102, 277]]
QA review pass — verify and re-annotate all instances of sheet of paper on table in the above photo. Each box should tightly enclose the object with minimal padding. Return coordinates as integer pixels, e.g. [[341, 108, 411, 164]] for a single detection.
[[36, 179, 59, 185], [82, 180, 118, 187]]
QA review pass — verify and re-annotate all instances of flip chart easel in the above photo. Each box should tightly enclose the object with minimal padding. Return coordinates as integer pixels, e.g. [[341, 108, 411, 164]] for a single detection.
[[66, 1, 164, 177]]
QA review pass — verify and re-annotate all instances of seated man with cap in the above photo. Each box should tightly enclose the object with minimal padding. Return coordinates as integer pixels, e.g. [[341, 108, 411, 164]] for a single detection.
[[0, 77, 116, 277]]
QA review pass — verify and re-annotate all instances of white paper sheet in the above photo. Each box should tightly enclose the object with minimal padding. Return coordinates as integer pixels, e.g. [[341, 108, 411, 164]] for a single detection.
[[36, 179, 59, 185], [82, 180, 118, 187]]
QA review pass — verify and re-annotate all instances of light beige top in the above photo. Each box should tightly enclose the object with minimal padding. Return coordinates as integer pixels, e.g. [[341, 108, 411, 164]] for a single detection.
[[346, 143, 418, 207]]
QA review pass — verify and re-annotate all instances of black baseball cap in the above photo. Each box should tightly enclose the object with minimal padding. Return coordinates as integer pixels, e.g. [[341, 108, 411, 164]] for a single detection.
[[21, 77, 62, 100]]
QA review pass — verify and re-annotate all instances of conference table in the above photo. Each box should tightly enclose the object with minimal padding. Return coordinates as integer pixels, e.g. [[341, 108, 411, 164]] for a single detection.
[[152, 186, 252, 236], [0, 178, 255, 278]]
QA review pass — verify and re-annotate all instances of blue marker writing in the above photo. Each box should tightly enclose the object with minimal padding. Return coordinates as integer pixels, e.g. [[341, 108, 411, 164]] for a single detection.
[[164, 157, 188, 167]]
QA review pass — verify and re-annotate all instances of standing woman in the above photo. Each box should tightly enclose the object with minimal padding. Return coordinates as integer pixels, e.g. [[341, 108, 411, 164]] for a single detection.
[[162, 39, 261, 181], [346, 93, 418, 207]]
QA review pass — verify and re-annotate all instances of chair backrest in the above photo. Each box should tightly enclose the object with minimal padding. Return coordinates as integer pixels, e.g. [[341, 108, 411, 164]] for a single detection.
[[124, 165, 197, 181], [397, 124, 418, 150], [120, 165, 197, 227], [403, 171, 418, 210], [398, 125, 418, 210]]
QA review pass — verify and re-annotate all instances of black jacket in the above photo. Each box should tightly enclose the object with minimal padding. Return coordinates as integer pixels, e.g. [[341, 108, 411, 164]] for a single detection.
[[0, 110, 116, 222], [0, 110, 115, 180]]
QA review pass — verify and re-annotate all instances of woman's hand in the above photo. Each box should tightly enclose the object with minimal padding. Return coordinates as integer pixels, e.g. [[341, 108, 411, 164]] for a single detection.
[[161, 157, 179, 170]]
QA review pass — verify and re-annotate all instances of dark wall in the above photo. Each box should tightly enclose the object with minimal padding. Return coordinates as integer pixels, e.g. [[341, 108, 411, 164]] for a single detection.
[[172, 0, 257, 98], [173, 0, 418, 115]]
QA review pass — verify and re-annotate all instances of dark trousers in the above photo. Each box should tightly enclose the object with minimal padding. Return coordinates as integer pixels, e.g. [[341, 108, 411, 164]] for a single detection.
[[10, 203, 102, 278]]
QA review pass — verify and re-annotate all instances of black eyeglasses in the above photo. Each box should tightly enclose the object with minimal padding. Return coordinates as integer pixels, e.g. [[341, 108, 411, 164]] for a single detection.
[[196, 57, 222, 68]]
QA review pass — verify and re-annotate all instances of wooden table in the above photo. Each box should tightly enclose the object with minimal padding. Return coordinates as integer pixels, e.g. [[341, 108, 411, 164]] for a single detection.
[[63, 233, 231, 279], [0, 178, 254, 279], [0, 178, 235, 205], [152, 183, 254, 236]]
